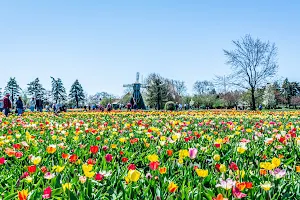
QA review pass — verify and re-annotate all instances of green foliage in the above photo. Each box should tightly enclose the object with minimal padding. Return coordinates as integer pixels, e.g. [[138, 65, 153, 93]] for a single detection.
[[27, 78, 45, 99], [145, 73, 171, 110], [69, 79, 85, 107], [4, 77, 21, 105], [51, 77, 67, 103]]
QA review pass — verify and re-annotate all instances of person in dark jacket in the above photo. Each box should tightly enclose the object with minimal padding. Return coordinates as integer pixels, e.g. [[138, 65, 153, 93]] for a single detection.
[[36, 99, 43, 112], [3, 93, 12, 117], [16, 96, 24, 116]]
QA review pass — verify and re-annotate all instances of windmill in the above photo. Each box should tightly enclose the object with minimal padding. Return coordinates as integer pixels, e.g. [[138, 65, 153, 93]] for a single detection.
[[123, 72, 147, 109]]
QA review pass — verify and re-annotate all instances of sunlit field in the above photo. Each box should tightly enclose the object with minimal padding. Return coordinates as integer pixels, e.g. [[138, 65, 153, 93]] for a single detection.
[[0, 111, 299, 200]]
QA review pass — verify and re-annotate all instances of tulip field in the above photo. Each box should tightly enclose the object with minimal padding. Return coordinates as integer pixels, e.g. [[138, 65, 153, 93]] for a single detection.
[[0, 111, 300, 200]]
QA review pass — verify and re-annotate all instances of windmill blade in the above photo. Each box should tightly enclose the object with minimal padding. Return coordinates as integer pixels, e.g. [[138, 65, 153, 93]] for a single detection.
[[123, 84, 133, 87]]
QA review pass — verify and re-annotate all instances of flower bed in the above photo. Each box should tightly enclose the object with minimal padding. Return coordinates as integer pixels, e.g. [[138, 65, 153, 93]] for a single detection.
[[0, 111, 299, 199]]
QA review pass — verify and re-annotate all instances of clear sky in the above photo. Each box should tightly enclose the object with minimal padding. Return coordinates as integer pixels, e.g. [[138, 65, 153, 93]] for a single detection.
[[0, 0, 299, 96]]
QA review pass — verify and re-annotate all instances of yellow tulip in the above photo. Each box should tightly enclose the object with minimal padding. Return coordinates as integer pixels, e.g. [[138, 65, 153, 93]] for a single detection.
[[213, 154, 220, 161], [237, 147, 246, 154], [219, 164, 227, 173], [52, 166, 65, 173], [84, 171, 95, 178], [147, 154, 159, 162], [31, 156, 42, 165], [62, 183, 72, 191], [126, 170, 141, 182], [195, 169, 208, 178], [271, 158, 281, 168], [82, 164, 93, 172], [260, 181, 272, 191]]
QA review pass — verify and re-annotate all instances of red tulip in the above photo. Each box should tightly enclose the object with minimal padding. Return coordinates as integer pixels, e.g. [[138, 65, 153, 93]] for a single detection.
[[41, 166, 48, 173], [105, 154, 113, 162], [28, 165, 36, 173], [149, 161, 160, 170], [15, 152, 23, 159], [95, 173, 104, 181], [69, 154, 78, 163], [215, 164, 221, 172], [87, 158, 96, 165], [245, 182, 253, 189], [13, 144, 22, 150], [128, 164, 136, 170], [90, 145, 99, 154], [0, 157, 6, 165], [229, 162, 239, 171], [122, 157, 128, 163]]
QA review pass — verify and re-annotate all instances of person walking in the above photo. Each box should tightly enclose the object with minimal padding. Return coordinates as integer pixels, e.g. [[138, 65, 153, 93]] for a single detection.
[[29, 97, 36, 112], [16, 96, 24, 116], [3, 94, 12, 117], [36, 98, 43, 112]]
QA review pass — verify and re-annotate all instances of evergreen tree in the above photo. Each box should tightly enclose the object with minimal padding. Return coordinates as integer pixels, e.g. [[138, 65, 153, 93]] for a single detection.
[[27, 78, 45, 99], [263, 83, 276, 109], [4, 77, 21, 107], [145, 73, 169, 110], [51, 77, 67, 103], [69, 79, 85, 108]]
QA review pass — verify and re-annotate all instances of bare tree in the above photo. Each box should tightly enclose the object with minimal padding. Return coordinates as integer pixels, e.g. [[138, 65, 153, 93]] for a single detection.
[[213, 75, 231, 93], [171, 80, 187, 97], [193, 80, 214, 95], [224, 34, 278, 110]]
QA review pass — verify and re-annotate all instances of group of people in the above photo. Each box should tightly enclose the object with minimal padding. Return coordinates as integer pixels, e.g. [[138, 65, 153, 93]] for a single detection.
[[1, 94, 45, 117], [1, 93, 25, 117]]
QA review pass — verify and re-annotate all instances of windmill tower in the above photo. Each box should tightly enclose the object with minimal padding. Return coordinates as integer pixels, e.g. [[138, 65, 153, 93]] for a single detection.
[[123, 72, 147, 109]]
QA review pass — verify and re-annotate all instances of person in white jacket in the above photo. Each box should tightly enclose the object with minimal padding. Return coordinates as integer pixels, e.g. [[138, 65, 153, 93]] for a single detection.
[[29, 97, 36, 112]]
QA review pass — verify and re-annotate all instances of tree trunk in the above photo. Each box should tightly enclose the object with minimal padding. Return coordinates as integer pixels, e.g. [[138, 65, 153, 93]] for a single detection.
[[12, 88, 14, 109], [76, 100, 79, 108], [251, 87, 256, 110]]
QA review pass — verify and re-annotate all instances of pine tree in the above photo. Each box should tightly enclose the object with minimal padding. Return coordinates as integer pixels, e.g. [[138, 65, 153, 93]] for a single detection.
[[4, 77, 21, 107], [69, 79, 85, 108], [27, 78, 45, 99], [51, 77, 67, 103]]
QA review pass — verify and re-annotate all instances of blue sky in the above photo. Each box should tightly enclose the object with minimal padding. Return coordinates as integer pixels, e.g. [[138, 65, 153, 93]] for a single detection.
[[0, 0, 299, 96]]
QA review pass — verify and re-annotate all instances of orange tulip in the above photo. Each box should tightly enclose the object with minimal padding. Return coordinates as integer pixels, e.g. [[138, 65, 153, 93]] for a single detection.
[[46, 145, 56, 154], [296, 166, 300, 173], [62, 153, 69, 159], [167, 150, 173, 156], [18, 189, 28, 200], [168, 182, 178, 193], [236, 182, 246, 191], [159, 167, 167, 174], [260, 169, 267, 176]]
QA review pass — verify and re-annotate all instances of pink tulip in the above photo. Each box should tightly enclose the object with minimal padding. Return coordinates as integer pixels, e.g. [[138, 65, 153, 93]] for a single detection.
[[232, 187, 247, 199], [42, 187, 52, 199], [189, 148, 198, 159], [105, 154, 113, 162]]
